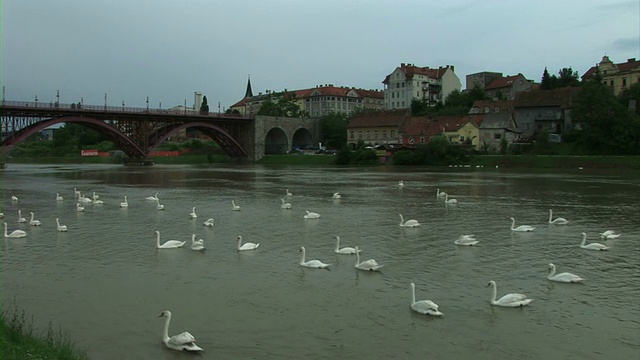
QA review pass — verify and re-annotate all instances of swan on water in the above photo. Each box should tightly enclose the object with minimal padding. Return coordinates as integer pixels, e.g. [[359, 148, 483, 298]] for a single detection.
[[436, 188, 447, 198], [444, 194, 458, 204], [202, 218, 215, 227], [548, 209, 569, 225], [398, 180, 404, 187], [0, 213, 4, 219], [29, 212, 41, 226], [92, 192, 100, 200], [76, 203, 85, 212], [56, 193, 64, 201], [17, 210, 27, 223], [4, 222, 26, 238], [547, 263, 584, 283], [410, 282, 443, 316], [286, 189, 293, 197], [231, 200, 241, 211], [119, 196, 128, 208], [280, 198, 292, 209], [299, 246, 330, 269], [74, 188, 81, 197], [487, 280, 533, 307], [332, 192, 342, 200], [334, 236, 360, 255], [158, 310, 203, 352], [156, 198, 165, 210], [354, 246, 383, 271], [155, 231, 185, 249], [237, 235, 259, 251], [399, 214, 420, 227], [599, 230, 621, 240], [190, 234, 205, 251], [454, 234, 479, 246], [189, 207, 197, 218], [11, 196, 19, 202], [509, 217, 534, 232], [56, 218, 68, 232], [146, 192, 159, 201], [78, 194, 92, 203], [579, 232, 609, 251], [92, 192, 103, 204], [304, 210, 321, 219]]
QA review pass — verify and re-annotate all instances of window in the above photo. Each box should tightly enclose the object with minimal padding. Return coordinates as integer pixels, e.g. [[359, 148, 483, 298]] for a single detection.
[[420, 137, 425, 143], [623, 78, 627, 86], [390, 130, 395, 139], [374, 131, 378, 140], [358, 131, 362, 139], [350, 131, 354, 139], [382, 130, 387, 139], [366, 131, 370, 140], [610, 80, 614, 86], [494, 133, 502, 140]]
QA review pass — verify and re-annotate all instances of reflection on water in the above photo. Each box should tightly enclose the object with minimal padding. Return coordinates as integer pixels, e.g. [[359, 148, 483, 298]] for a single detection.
[[1, 164, 639, 359]]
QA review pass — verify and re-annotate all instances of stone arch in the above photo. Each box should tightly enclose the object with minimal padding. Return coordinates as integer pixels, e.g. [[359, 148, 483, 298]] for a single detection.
[[291, 127, 313, 150], [148, 122, 247, 158], [264, 127, 288, 154]]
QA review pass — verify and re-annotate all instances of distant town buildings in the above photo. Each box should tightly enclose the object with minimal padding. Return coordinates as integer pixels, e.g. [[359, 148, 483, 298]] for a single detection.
[[382, 63, 461, 109], [581, 55, 640, 96]]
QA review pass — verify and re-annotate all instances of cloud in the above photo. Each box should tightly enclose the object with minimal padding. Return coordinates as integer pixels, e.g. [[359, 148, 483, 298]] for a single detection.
[[612, 36, 640, 52]]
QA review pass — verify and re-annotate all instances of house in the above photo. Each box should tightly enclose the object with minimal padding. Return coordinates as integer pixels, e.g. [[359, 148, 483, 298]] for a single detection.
[[512, 87, 581, 138], [469, 100, 514, 114], [483, 74, 533, 100], [346, 109, 408, 148], [466, 72, 503, 91], [478, 112, 521, 151], [382, 63, 461, 110], [442, 115, 484, 150], [582, 56, 640, 96], [400, 116, 442, 146]]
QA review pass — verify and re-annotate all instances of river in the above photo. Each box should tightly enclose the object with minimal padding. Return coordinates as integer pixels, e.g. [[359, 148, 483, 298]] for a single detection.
[[1, 163, 639, 359]]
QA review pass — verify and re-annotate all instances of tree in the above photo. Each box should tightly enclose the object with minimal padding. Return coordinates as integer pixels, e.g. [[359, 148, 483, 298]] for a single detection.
[[540, 67, 580, 90], [256, 90, 305, 117], [200, 96, 209, 114], [618, 82, 640, 115], [319, 112, 349, 149], [540, 67, 556, 90]]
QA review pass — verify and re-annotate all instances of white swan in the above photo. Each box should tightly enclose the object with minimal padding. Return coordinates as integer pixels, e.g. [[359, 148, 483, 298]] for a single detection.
[[334, 236, 360, 255], [454, 234, 479, 246], [202, 218, 215, 227], [436, 188, 447, 198], [286, 189, 293, 197], [55, 218, 68, 232], [74, 188, 81, 197], [189, 207, 197, 218], [29, 212, 41, 226], [146, 192, 159, 201], [548, 209, 568, 225], [280, 198, 292, 209], [444, 193, 458, 204], [399, 213, 420, 227], [354, 246, 383, 271], [547, 263, 584, 283], [231, 200, 241, 211], [190, 234, 205, 251], [487, 280, 533, 307], [158, 310, 203, 352], [78, 194, 93, 203], [4, 222, 26, 238], [156, 198, 165, 210], [509, 217, 534, 232], [332, 192, 341, 200], [580, 232, 609, 251], [155, 231, 185, 249], [92, 191, 100, 200], [237, 235, 259, 251], [299, 246, 330, 269], [599, 230, 621, 240], [91, 192, 104, 204], [119, 196, 128, 208], [0, 213, 4, 218], [410, 282, 443, 316], [398, 180, 404, 187], [56, 193, 64, 201], [11, 196, 19, 202], [17, 210, 27, 223], [304, 210, 321, 219], [76, 203, 85, 212]]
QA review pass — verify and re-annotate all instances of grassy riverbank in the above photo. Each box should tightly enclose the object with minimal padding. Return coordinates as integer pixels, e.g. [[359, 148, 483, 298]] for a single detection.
[[1, 308, 88, 360]]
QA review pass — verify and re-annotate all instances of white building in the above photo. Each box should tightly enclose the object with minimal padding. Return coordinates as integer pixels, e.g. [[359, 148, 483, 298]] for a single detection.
[[382, 63, 461, 110]]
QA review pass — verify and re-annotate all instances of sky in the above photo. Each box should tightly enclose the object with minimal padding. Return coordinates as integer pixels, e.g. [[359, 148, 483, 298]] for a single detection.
[[2, 0, 639, 111]]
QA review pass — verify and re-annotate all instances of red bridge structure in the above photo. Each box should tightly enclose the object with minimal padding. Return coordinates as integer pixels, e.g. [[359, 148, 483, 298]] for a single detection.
[[1, 100, 319, 164]]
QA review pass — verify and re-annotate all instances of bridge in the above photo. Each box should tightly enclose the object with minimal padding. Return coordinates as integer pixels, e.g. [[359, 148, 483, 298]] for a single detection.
[[1, 100, 319, 163]]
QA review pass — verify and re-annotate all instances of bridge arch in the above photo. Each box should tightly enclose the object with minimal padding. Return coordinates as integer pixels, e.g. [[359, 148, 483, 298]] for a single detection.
[[291, 127, 314, 149], [148, 122, 247, 158], [264, 127, 288, 154]]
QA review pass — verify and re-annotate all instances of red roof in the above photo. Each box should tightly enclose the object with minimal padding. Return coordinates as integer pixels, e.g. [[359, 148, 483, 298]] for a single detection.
[[582, 57, 640, 78], [383, 63, 454, 84], [484, 74, 526, 90], [347, 109, 408, 129]]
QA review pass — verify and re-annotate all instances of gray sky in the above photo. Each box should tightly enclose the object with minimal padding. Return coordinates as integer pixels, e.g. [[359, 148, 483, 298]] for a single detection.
[[2, 0, 639, 110]]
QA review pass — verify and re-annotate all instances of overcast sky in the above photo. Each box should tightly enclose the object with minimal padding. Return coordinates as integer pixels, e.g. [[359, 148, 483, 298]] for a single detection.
[[2, 0, 639, 110]]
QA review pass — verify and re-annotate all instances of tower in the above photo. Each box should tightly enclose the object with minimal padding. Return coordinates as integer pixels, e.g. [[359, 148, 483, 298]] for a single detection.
[[244, 75, 253, 98]]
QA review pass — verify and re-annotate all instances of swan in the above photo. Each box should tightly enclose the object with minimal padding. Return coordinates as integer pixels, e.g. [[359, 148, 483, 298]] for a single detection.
[[299, 246, 330, 269], [487, 280, 533, 307], [74, 188, 81, 197], [547, 263, 584, 283], [11, 196, 19, 202], [334, 236, 360, 255], [304, 210, 321, 219], [332, 192, 341, 200], [4, 222, 26, 238], [398, 180, 404, 187], [237, 235, 259, 251], [354, 246, 383, 271], [55, 218, 68, 232], [286, 189, 293, 197], [454, 234, 479, 246], [444, 194, 458, 204], [93, 198, 104, 205], [0, 213, 4, 218], [203, 218, 215, 227], [119, 196, 128, 208], [17, 210, 27, 223], [548, 209, 569, 225], [579, 232, 609, 251], [155, 231, 185, 249], [509, 217, 534, 232], [190, 234, 205, 251], [156, 198, 165, 210], [158, 310, 203, 352], [231, 200, 241, 211], [56, 193, 64, 201], [436, 188, 447, 198], [78, 194, 92, 203], [410, 282, 443, 316], [280, 198, 292, 209], [92, 192, 100, 200], [599, 230, 621, 240], [146, 192, 159, 201], [189, 207, 197, 218], [76, 203, 85, 212], [399, 214, 420, 227], [29, 212, 41, 226]]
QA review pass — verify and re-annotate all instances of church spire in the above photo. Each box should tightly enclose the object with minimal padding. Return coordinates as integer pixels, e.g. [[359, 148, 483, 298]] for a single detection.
[[244, 75, 253, 98]]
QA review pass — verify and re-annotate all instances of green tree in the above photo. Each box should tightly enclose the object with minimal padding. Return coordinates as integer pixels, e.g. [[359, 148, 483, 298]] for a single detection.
[[256, 90, 305, 117], [540, 67, 555, 90], [319, 112, 349, 149], [618, 82, 640, 115], [200, 96, 209, 114], [541, 67, 580, 90]]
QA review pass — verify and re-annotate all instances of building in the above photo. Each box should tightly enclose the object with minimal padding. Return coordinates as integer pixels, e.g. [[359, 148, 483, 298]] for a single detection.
[[512, 87, 581, 138], [466, 72, 503, 91], [382, 63, 461, 110], [582, 56, 640, 96], [346, 109, 408, 148], [469, 99, 515, 114], [442, 115, 484, 150], [483, 74, 533, 100], [478, 112, 521, 151]]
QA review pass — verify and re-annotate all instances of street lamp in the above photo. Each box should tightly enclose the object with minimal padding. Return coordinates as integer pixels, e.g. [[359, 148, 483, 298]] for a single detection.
[[2, 86, 5, 104], [104, 93, 108, 110], [56, 90, 60, 106], [146, 96, 149, 111], [122, 100, 125, 111], [35, 95, 38, 107]]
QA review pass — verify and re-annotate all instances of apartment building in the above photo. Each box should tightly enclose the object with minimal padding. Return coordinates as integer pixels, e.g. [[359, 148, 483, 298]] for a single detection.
[[582, 55, 640, 96], [382, 63, 461, 110]]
